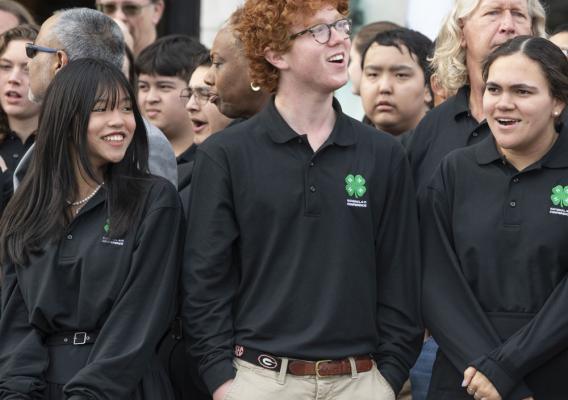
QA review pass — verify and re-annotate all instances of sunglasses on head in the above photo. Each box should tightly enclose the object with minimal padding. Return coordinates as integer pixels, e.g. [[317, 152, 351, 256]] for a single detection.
[[96, 2, 153, 17], [25, 43, 59, 59]]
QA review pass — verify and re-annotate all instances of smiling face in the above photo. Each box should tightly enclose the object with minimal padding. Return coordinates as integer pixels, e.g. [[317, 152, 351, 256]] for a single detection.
[[87, 89, 136, 170], [0, 40, 41, 122], [460, 0, 532, 66], [186, 65, 232, 145], [137, 73, 192, 139], [360, 42, 431, 135], [279, 6, 351, 94], [483, 53, 565, 159]]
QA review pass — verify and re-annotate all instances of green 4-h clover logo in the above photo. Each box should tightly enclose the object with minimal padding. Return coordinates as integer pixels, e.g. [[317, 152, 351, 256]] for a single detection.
[[345, 174, 367, 198], [103, 219, 110, 234], [551, 185, 568, 207]]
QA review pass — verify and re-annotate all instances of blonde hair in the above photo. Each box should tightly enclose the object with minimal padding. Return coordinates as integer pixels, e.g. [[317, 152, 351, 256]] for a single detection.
[[430, 0, 546, 93]]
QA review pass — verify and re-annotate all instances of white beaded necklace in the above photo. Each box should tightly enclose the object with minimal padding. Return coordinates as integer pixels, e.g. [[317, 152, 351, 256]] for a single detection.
[[67, 183, 103, 207]]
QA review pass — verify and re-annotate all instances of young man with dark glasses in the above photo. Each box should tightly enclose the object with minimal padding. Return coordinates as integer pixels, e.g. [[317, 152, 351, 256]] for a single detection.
[[95, 0, 164, 55], [183, 1, 423, 399]]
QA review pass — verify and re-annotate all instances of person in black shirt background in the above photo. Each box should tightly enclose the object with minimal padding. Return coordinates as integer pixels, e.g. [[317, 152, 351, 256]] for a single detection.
[[408, 0, 547, 191], [183, 0, 422, 399], [0, 58, 183, 399], [0, 25, 40, 209], [421, 36, 568, 400]]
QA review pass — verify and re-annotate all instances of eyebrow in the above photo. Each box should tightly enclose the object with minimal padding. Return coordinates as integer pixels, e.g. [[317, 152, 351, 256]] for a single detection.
[[486, 82, 538, 91], [364, 64, 415, 72]]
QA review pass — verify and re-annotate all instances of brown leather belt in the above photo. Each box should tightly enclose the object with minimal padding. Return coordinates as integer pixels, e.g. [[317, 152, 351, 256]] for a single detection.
[[234, 345, 373, 377]]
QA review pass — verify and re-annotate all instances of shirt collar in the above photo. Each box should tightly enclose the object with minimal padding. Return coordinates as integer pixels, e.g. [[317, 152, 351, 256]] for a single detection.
[[451, 86, 472, 120], [475, 124, 568, 168], [262, 96, 356, 147], [176, 143, 197, 164]]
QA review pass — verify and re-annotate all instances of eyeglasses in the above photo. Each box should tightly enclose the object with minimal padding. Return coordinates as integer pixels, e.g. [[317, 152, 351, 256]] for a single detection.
[[25, 43, 59, 58], [289, 18, 352, 45], [96, 2, 153, 17], [180, 87, 212, 106]]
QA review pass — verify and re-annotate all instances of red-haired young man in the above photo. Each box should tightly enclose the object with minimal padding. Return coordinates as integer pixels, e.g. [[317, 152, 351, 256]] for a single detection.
[[183, 1, 422, 399]]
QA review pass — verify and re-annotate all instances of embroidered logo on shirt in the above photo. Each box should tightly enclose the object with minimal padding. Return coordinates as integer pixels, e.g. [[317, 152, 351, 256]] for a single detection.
[[345, 174, 368, 208], [101, 218, 125, 246], [549, 185, 568, 217]]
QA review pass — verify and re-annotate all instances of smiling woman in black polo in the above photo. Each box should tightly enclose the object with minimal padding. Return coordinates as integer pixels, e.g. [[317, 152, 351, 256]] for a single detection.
[[421, 36, 568, 400], [0, 59, 182, 399]]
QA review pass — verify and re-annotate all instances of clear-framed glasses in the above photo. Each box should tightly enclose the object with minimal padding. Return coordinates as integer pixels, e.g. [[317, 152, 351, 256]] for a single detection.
[[96, 2, 153, 17], [25, 43, 59, 58], [180, 86, 212, 107], [289, 18, 352, 45]]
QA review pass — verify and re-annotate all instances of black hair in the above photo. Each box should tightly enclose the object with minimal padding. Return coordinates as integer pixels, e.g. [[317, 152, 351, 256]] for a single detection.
[[361, 27, 434, 106], [195, 51, 211, 68], [353, 20, 400, 55], [482, 36, 568, 105], [0, 58, 150, 266], [135, 34, 208, 82]]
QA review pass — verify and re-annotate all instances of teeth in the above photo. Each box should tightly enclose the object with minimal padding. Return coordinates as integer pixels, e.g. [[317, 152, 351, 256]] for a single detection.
[[328, 54, 344, 62], [103, 134, 124, 142], [497, 118, 519, 125]]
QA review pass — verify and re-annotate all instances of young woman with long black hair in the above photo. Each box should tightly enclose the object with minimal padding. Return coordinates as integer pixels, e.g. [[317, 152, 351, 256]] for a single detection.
[[421, 36, 568, 400], [0, 58, 182, 399]]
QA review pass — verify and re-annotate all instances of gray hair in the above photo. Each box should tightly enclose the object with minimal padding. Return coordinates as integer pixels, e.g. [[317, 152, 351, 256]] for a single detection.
[[51, 8, 125, 69]]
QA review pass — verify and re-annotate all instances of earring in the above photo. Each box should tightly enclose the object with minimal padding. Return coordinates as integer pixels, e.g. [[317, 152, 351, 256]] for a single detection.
[[250, 82, 261, 92], [554, 111, 560, 117]]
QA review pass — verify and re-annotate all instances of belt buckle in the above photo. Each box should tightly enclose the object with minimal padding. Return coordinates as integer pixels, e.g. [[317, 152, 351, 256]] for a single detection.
[[315, 359, 332, 378], [73, 332, 88, 345]]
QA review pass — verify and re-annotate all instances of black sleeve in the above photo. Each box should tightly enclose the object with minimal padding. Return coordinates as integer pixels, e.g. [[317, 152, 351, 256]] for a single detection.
[[0, 263, 48, 399], [420, 165, 533, 399], [373, 151, 423, 394], [64, 188, 184, 399], [471, 272, 568, 396], [182, 149, 239, 394]]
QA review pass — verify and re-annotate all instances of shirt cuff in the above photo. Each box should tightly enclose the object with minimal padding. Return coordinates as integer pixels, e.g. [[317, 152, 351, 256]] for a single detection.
[[202, 358, 237, 395], [470, 356, 526, 399]]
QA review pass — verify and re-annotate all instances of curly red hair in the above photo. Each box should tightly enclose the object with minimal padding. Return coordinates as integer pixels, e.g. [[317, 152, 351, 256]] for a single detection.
[[234, 0, 349, 93]]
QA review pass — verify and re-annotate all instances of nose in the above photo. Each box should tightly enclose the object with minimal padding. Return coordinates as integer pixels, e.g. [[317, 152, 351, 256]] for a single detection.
[[107, 108, 127, 127], [495, 91, 515, 110], [145, 86, 160, 103], [185, 93, 200, 113], [8, 67, 23, 84], [498, 11, 516, 35], [204, 65, 215, 86], [327, 25, 348, 46], [377, 74, 393, 94]]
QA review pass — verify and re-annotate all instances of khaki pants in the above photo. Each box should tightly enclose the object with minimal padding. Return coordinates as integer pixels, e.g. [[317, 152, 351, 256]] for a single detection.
[[224, 358, 396, 400]]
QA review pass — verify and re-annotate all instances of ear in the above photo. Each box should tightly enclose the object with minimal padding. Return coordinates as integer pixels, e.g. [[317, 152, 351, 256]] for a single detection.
[[264, 47, 289, 71], [424, 84, 433, 107], [53, 49, 69, 76], [552, 99, 566, 118], [151, 0, 165, 25], [458, 18, 467, 49]]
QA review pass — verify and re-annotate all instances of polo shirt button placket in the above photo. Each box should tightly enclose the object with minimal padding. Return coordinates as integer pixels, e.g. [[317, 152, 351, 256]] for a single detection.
[[472, 131, 479, 137], [513, 177, 519, 183], [309, 185, 316, 193], [509, 201, 517, 208]]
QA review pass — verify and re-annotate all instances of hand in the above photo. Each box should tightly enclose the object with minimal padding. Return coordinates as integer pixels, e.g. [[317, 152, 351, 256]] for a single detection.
[[463, 367, 501, 400], [212, 379, 234, 400]]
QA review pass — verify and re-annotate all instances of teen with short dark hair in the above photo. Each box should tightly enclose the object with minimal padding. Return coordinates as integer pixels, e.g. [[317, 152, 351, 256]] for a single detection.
[[359, 28, 433, 139], [136, 34, 207, 163], [0, 58, 182, 399]]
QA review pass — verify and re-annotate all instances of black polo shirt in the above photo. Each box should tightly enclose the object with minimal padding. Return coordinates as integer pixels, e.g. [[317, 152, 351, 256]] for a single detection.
[[420, 128, 568, 399], [184, 97, 422, 395], [0, 131, 35, 172], [408, 86, 490, 192]]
